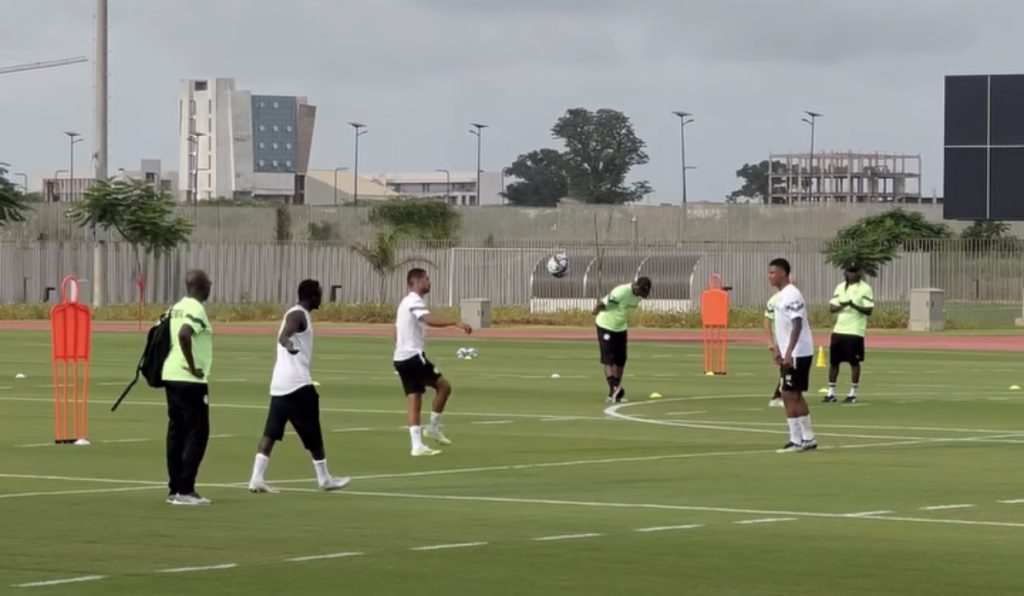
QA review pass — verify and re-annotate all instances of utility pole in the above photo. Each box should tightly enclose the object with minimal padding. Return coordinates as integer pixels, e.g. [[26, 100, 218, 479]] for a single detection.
[[92, 0, 108, 307], [469, 123, 487, 206]]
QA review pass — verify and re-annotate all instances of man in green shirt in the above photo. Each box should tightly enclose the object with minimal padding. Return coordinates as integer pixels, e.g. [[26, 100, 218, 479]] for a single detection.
[[825, 263, 873, 404], [162, 270, 214, 505], [592, 276, 652, 403]]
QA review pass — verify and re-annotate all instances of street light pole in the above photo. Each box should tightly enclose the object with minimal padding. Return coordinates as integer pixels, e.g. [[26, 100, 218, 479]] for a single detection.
[[469, 123, 487, 206], [671, 112, 694, 207], [348, 122, 367, 206], [64, 131, 82, 201], [802, 111, 822, 203], [333, 166, 349, 206], [435, 168, 451, 203], [14, 172, 28, 193]]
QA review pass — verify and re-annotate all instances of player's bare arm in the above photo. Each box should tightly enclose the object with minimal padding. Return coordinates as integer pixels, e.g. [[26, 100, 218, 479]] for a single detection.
[[829, 301, 845, 314], [421, 313, 472, 335], [783, 317, 803, 368], [592, 302, 606, 315], [178, 325, 203, 379], [847, 302, 873, 316], [278, 310, 306, 354]]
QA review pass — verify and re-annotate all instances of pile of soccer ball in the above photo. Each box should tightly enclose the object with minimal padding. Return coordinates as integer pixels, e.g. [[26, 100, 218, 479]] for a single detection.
[[547, 252, 569, 278], [456, 347, 479, 360]]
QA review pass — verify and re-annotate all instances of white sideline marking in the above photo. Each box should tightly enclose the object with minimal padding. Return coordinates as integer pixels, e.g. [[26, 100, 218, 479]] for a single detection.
[[338, 490, 1024, 529], [540, 417, 581, 422], [920, 504, 975, 511], [15, 434, 236, 448], [846, 510, 894, 517], [0, 473, 162, 486], [635, 524, 704, 533], [734, 518, 796, 525], [0, 485, 164, 499], [330, 427, 375, 433], [411, 542, 488, 551], [286, 551, 363, 562], [13, 575, 106, 588], [158, 563, 237, 574], [533, 533, 602, 542], [471, 420, 514, 425], [999, 499, 1024, 504], [665, 411, 707, 416]]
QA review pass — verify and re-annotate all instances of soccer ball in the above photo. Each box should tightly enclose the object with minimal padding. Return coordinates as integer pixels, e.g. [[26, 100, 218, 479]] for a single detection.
[[546, 253, 569, 278]]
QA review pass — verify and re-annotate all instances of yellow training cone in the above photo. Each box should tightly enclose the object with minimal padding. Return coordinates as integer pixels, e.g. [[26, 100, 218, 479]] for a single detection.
[[649, 392, 663, 399], [818, 388, 829, 394], [816, 346, 828, 368], [704, 371, 715, 376]]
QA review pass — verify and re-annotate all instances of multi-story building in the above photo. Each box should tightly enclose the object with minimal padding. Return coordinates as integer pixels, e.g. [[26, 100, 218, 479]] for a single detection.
[[41, 159, 177, 202], [371, 171, 504, 206], [767, 152, 930, 204], [177, 78, 315, 202]]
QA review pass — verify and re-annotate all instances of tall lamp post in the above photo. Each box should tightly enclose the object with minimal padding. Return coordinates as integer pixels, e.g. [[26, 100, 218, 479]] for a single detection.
[[801, 111, 822, 203], [469, 123, 487, 206], [333, 166, 350, 206], [64, 131, 83, 201], [348, 122, 368, 205], [671, 111, 695, 207]]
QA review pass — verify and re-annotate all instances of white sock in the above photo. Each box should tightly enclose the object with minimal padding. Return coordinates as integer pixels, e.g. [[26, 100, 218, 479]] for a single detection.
[[251, 453, 270, 483], [409, 426, 424, 449], [313, 459, 330, 485], [429, 412, 442, 432], [786, 418, 802, 444], [827, 383, 836, 396], [849, 383, 858, 397], [798, 415, 815, 441]]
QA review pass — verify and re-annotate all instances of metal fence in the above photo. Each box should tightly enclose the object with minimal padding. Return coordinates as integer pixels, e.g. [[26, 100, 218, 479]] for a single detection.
[[2, 240, 1022, 315]]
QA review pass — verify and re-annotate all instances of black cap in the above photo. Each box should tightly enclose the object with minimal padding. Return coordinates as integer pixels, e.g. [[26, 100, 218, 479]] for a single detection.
[[845, 262, 860, 272]]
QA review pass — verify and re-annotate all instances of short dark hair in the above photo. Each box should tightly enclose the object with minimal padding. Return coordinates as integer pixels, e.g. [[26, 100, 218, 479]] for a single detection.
[[298, 279, 321, 301], [407, 268, 428, 286], [769, 258, 791, 275], [634, 276, 652, 297]]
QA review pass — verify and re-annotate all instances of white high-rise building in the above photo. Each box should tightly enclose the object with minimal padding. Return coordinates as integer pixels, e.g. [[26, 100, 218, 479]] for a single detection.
[[177, 78, 316, 202]]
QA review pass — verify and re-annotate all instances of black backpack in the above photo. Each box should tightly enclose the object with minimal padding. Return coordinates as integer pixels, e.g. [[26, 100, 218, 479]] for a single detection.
[[111, 312, 172, 412]]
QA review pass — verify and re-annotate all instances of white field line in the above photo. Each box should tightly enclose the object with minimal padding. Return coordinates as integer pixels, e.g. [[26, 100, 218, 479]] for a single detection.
[[330, 427, 375, 433], [410, 542, 488, 551], [920, 504, 975, 511], [533, 533, 602, 542], [470, 420, 514, 425], [15, 433, 236, 449], [0, 485, 164, 499], [846, 510, 894, 517], [286, 552, 363, 562], [734, 518, 797, 525], [635, 524, 704, 533], [999, 499, 1024, 504], [158, 563, 237, 574], [13, 575, 106, 588]]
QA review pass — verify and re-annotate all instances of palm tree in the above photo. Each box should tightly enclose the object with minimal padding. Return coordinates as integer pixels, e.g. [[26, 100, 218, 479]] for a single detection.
[[0, 166, 30, 226]]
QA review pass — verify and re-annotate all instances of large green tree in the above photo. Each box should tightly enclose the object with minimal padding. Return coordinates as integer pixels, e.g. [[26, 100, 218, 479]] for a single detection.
[[824, 208, 952, 276], [553, 108, 652, 204], [727, 160, 788, 203], [502, 149, 569, 207], [68, 179, 193, 280], [0, 166, 30, 225]]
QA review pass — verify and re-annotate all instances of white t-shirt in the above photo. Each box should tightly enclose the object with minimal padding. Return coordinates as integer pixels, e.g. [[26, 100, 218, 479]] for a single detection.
[[270, 305, 313, 396], [773, 284, 814, 358], [394, 292, 430, 361]]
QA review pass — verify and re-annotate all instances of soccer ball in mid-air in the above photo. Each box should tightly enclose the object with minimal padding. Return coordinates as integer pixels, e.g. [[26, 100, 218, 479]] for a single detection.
[[546, 253, 569, 278]]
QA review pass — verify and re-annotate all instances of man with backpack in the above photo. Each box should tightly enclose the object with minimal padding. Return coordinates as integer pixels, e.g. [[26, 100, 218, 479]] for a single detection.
[[161, 270, 215, 505]]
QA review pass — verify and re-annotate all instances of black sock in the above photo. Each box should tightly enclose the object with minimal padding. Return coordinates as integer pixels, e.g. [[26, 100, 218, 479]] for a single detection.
[[606, 376, 619, 395], [773, 387, 782, 399]]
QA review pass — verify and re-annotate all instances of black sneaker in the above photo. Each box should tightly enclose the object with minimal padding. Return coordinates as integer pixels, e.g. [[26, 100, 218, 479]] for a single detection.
[[842, 396, 857, 404], [801, 439, 818, 451], [776, 441, 803, 453], [823, 395, 837, 403]]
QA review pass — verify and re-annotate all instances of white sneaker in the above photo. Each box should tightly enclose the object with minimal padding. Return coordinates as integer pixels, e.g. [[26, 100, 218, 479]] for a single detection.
[[172, 492, 212, 506], [411, 445, 441, 457], [166, 493, 179, 504], [320, 476, 351, 491], [424, 426, 452, 446], [248, 480, 277, 494], [768, 398, 783, 408]]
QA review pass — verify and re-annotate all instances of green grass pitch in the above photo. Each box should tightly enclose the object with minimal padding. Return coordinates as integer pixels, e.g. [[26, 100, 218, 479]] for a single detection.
[[2, 329, 1024, 595]]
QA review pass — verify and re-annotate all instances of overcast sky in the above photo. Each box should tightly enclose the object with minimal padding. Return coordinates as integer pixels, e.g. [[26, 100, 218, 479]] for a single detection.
[[1, 0, 1022, 202]]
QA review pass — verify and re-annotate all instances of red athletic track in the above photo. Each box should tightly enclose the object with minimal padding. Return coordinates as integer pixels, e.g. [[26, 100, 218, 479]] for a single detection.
[[3, 321, 1023, 352]]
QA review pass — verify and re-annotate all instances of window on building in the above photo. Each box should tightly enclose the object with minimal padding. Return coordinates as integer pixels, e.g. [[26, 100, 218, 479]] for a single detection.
[[422, 183, 431, 193], [285, 160, 292, 168], [272, 142, 279, 150], [259, 124, 266, 132], [259, 142, 266, 149], [259, 101, 265, 108], [145, 172, 157, 183], [286, 125, 293, 132], [272, 160, 279, 168], [285, 143, 292, 150], [470, 195, 478, 206], [272, 101, 279, 109], [272, 125, 279, 132], [208, 99, 212, 113], [189, 99, 196, 115], [194, 81, 207, 91], [258, 160, 266, 167]]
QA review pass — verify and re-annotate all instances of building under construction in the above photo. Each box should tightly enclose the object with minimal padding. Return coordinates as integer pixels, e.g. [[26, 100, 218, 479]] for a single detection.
[[767, 152, 928, 204]]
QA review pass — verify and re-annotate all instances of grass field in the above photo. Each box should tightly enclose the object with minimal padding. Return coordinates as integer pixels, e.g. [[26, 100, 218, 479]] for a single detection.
[[3, 329, 1024, 595]]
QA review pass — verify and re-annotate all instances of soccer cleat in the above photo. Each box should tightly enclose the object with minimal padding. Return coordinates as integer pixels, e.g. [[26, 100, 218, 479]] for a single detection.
[[842, 396, 857, 404], [801, 439, 818, 451], [776, 441, 804, 453], [166, 493, 179, 504], [248, 481, 278, 494], [411, 445, 441, 457], [172, 492, 212, 506], [768, 398, 783, 408], [320, 476, 351, 492], [822, 394, 837, 403], [424, 426, 453, 446]]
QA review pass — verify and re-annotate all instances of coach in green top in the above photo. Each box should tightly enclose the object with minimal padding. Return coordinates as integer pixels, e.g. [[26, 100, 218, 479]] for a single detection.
[[591, 276, 652, 404], [161, 270, 215, 506], [825, 263, 873, 404]]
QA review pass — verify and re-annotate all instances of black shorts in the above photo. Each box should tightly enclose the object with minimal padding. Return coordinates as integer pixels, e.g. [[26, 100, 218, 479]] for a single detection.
[[780, 356, 813, 393], [597, 326, 628, 367], [394, 353, 442, 396], [262, 385, 324, 451], [830, 333, 866, 365]]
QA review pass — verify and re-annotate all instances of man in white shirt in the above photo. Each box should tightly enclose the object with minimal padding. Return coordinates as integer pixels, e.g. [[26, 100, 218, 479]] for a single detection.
[[767, 259, 818, 453], [394, 268, 472, 457], [248, 280, 350, 493]]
